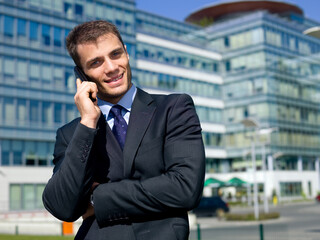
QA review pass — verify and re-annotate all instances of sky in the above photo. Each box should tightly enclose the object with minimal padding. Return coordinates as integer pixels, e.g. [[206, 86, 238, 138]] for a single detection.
[[135, 0, 320, 23]]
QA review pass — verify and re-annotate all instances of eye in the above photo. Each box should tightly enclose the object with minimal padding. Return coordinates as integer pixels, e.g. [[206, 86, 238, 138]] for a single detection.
[[111, 49, 123, 59], [89, 59, 101, 68]]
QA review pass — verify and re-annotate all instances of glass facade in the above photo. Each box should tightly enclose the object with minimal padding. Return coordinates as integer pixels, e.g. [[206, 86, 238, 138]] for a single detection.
[[208, 11, 320, 172]]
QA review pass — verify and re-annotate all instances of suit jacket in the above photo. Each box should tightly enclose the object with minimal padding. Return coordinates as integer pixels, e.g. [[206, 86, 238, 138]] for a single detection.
[[42, 88, 205, 240]]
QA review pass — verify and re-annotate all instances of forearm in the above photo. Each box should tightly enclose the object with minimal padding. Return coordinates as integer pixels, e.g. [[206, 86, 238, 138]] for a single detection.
[[94, 137, 205, 225], [43, 123, 97, 222]]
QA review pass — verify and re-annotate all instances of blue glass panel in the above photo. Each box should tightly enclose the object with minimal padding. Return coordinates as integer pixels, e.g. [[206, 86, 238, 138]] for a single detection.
[[42, 24, 51, 45], [29, 21, 39, 40], [75, 4, 83, 16], [4, 16, 14, 36], [64, 2, 72, 14], [1, 152, 10, 165], [17, 19, 26, 36], [54, 103, 62, 123], [54, 27, 61, 47], [13, 152, 22, 165]]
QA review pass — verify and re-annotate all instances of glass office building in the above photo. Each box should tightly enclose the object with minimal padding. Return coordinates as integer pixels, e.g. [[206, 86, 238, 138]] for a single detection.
[[0, 0, 319, 212], [187, 1, 320, 201]]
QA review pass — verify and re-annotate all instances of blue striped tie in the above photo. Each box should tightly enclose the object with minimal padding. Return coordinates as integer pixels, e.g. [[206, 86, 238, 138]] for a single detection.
[[110, 105, 128, 150]]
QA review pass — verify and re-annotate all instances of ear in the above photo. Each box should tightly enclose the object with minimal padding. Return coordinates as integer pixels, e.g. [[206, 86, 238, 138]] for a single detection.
[[125, 45, 129, 60]]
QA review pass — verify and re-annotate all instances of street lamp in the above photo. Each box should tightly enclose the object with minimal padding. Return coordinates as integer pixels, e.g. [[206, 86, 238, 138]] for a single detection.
[[241, 118, 277, 219], [260, 127, 278, 214], [242, 150, 252, 207], [241, 118, 259, 220]]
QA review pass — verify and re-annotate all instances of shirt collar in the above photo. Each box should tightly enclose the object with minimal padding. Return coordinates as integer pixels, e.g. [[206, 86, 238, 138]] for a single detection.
[[97, 84, 137, 118]]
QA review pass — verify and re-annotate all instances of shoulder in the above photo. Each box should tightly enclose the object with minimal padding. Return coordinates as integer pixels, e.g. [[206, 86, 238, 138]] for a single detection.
[[137, 88, 194, 105], [58, 117, 81, 133], [152, 93, 195, 108]]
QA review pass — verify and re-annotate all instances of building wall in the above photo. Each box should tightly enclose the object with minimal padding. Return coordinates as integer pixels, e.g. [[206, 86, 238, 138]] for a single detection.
[[0, 167, 52, 212]]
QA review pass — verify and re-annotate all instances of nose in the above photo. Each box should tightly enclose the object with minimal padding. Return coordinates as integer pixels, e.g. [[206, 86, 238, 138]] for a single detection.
[[104, 58, 118, 74]]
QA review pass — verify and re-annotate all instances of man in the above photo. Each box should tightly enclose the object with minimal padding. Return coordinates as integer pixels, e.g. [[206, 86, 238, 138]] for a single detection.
[[42, 20, 205, 240]]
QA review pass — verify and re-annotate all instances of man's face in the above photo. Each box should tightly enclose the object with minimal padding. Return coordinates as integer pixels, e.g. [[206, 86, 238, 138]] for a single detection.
[[77, 33, 132, 104]]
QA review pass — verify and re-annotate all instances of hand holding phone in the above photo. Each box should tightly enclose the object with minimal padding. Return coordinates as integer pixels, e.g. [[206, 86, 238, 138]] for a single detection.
[[74, 66, 96, 102], [74, 66, 100, 128]]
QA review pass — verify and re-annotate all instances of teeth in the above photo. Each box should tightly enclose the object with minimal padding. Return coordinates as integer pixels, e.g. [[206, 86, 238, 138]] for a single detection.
[[112, 74, 123, 81]]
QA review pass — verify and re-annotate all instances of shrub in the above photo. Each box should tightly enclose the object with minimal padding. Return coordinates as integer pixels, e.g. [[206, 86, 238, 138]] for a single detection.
[[225, 212, 280, 221]]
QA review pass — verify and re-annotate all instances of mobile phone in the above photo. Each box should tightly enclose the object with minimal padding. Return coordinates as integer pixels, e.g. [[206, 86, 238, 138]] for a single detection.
[[74, 66, 96, 102], [74, 66, 91, 82]]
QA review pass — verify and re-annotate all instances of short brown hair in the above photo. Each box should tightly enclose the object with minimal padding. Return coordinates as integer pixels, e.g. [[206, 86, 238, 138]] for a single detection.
[[66, 20, 125, 67]]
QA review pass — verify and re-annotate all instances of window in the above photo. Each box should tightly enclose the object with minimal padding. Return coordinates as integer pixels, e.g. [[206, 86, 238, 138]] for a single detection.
[[10, 185, 21, 210], [42, 24, 51, 46], [53, 0, 63, 12], [224, 36, 229, 47], [42, 64, 52, 82], [12, 140, 23, 165], [10, 184, 46, 211], [30, 61, 40, 80], [86, 2, 94, 18], [17, 60, 28, 81], [64, 2, 73, 18], [30, 100, 39, 122], [42, 102, 52, 125], [4, 58, 14, 76], [75, 4, 83, 16], [53, 27, 62, 47], [17, 19, 27, 36], [54, 65, 63, 86], [29, 21, 39, 40], [1, 151, 10, 166], [280, 182, 302, 197], [17, 99, 27, 125], [4, 16, 14, 36], [0, 57, 2, 73], [4, 98, 15, 124], [66, 104, 76, 122], [65, 70, 75, 91], [96, 3, 104, 19], [42, 0, 52, 9], [13, 151, 22, 165], [54, 103, 62, 123]]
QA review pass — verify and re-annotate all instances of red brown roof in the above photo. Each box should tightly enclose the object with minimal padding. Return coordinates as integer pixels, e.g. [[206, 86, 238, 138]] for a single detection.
[[185, 1, 303, 24]]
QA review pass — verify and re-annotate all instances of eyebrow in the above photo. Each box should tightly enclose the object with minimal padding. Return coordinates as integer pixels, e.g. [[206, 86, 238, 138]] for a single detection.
[[111, 47, 125, 54], [85, 57, 101, 67]]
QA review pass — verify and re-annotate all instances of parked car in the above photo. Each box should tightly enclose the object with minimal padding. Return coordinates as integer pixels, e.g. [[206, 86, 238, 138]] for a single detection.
[[316, 194, 320, 202], [192, 196, 229, 217]]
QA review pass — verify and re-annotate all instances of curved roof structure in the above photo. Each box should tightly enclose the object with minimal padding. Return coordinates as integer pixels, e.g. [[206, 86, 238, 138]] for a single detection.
[[304, 26, 320, 39], [185, 0, 303, 25]]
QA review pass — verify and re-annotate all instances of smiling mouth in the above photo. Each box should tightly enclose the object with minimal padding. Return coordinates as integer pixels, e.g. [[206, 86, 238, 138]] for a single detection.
[[106, 73, 123, 83]]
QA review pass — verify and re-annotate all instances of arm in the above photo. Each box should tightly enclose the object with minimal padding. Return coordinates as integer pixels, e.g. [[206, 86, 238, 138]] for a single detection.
[[42, 79, 100, 222], [42, 122, 98, 222], [93, 94, 205, 224]]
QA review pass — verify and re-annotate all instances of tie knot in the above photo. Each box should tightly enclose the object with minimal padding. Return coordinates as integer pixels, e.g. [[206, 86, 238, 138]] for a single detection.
[[110, 105, 124, 117]]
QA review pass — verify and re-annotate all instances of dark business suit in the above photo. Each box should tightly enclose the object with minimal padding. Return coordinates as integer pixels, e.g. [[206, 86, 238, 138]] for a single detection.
[[43, 88, 205, 240]]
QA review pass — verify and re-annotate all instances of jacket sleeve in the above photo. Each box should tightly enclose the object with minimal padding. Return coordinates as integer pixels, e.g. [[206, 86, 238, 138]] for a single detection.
[[42, 122, 98, 222], [93, 94, 206, 225]]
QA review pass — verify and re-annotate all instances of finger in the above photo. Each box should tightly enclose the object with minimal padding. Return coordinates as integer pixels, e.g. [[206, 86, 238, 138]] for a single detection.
[[76, 78, 82, 88]]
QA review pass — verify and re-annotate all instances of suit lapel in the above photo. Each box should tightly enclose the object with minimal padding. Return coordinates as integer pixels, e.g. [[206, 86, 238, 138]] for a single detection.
[[123, 88, 156, 177]]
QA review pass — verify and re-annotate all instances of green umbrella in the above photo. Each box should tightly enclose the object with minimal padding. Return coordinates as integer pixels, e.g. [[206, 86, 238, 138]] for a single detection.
[[204, 178, 225, 187], [226, 177, 247, 187]]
